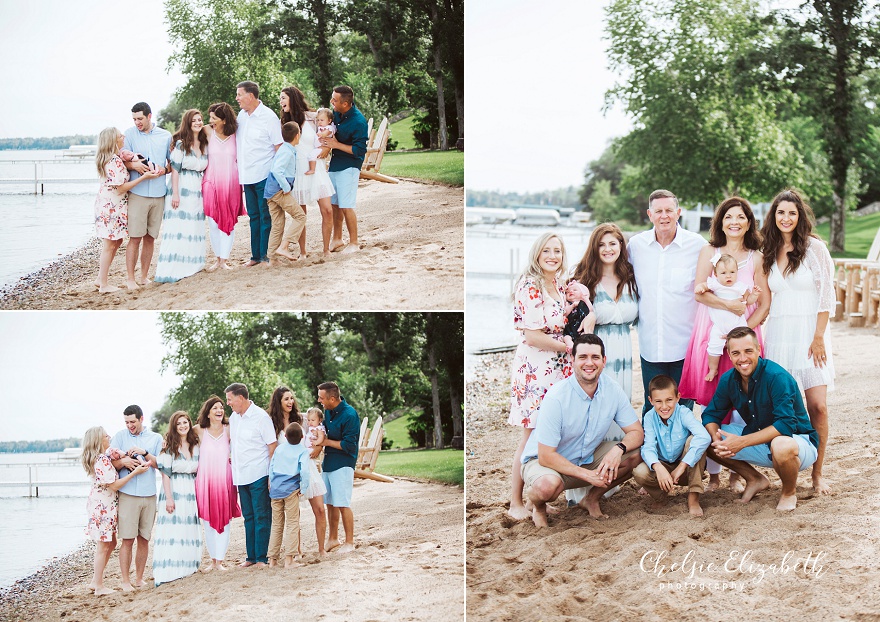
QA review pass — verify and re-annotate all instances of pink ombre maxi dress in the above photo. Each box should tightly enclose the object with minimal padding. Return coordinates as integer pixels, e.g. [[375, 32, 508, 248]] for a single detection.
[[679, 248, 765, 406], [195, 426, 241, 560], [202, 133, 244, 260]]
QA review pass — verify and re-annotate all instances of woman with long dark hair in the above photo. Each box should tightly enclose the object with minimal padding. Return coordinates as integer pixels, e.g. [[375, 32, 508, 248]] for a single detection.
[[194, 396, 241, 571], [279, 86, 335, 257], [153, 411, 202, 585], [268, 385, 328, 556], [203, 102, 244, 272], [761, 188, 835, 495], [155, 109, 209, 282], [679, 196, 770, 491]]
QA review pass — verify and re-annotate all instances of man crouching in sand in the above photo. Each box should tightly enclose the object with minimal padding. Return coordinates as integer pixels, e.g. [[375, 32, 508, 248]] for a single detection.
[[701, 326, 819, 511], [520, 334, 644, 527]]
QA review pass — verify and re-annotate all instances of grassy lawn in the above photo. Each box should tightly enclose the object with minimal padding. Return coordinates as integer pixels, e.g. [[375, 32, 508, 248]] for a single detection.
[[815, 211, 880, 258], [389, 116, 417, 150], [383, 413, 417, 449], [375, 448, 464, 487], [380, 150, 463, 186]]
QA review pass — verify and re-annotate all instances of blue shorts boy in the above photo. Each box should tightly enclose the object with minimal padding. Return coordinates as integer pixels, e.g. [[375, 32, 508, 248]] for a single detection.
[[721, 423, 818, 470]]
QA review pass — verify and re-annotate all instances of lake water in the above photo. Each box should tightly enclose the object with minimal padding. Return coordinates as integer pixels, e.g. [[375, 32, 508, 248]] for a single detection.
[[0, 150, 99, 288], [465, 223, 595, 378], [0, 451, 160, 588]]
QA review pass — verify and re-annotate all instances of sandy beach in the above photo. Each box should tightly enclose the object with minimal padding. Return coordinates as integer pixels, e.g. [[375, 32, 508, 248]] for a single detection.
[[1, 477, 463, 622], [0, 179, 463, 311], [466, 324, 880, 620]]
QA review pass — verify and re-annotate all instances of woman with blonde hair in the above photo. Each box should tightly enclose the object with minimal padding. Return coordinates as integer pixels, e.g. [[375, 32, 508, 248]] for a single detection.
[[152, 411, 202, 585], [81, 426, 150, 595], [93, 127, 161, 292], [507, 232, 573, 520]]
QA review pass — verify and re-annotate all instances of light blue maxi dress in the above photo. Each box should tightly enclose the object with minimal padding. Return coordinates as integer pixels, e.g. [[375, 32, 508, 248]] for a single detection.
[[153, 448, 202, 586], [155, 141, 208, 283]]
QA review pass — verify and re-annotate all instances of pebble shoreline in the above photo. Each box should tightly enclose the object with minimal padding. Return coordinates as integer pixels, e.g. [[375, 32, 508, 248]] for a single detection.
[[0, 541, 95, 622], [0, 239, 102, 310]]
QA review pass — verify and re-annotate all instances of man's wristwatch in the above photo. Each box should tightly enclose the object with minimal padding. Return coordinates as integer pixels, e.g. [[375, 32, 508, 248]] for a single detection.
[[615, 442, 627, 453]]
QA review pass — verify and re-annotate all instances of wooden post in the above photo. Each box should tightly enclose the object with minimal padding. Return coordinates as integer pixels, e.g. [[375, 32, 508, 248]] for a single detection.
[[28, 465, 33, 497]]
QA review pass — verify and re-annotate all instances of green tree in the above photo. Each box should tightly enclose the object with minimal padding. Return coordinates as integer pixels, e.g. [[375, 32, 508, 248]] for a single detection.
[[165, 0, 296, 113], [605, 0, 804, 204], [760, 0, 880, 251]]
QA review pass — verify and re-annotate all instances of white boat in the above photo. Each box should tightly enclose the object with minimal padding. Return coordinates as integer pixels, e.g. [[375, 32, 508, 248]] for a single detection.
[[569, 211, 592, 226], [466, 207, 517, 225], [514, 208, 560, 226], [60, 145, 97, 158], [56, 447, 83, 462]]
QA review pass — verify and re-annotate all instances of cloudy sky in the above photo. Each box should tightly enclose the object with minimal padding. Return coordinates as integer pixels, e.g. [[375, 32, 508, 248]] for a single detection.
[[0, 0, 184, 139], [0, 312, 179, 442], [465, 0, 632, 193]]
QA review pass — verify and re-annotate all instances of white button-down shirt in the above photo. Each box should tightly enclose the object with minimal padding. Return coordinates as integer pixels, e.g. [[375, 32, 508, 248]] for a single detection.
[[236, 102, 283, 184], [628, 225, 706, 362], [229, 401, 277, 485]]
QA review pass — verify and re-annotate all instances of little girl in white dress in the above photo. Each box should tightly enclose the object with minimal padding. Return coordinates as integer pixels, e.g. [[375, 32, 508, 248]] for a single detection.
[[302, 407, 328, 500]]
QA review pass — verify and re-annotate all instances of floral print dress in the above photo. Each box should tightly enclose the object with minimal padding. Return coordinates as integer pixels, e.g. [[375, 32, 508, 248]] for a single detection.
[[508, 276, 571, 428], [94, 155, 129, 240], [85, 453, 119, 542]]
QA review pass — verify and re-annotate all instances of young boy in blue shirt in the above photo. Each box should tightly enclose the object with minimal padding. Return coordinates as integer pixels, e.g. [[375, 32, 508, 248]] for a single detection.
[[268, 422, 310, 567], [265, 121, 306, 267], [633, 375, 711, 516]]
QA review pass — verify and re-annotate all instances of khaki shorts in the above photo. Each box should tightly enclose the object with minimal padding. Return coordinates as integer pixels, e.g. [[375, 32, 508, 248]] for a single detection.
[[127, 193, 165, 238], [521, 441, 641, 492], [117, 493, 157, 540]]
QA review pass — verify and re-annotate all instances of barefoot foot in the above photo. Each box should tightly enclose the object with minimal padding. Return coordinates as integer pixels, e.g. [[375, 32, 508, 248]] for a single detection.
[[120, 583, 134, 592], [688, 492, 704, 516], [205, 260, 220, 273], [325, 540, 342, 552], [94, 586, 115, 596], [728, 472, 746, 494], [707, 474, 721, 492], [239, 560, 255, 568], [329, 240, 345, 252], [776, 493, 798, 511], [531, 505, 549, 528], [578, 495, 609, 519], [125, 280, 139, 291], [244, 260, 261, 267], [812, 474, 832, 495], [98, 284, 121, 293], [738, 473, 771, 503], [507, 503, 531, 521]]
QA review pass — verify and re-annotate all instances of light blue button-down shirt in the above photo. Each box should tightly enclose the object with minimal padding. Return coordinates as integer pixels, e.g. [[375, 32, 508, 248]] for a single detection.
[[123, 125, 172, 198], [522, 374, 638, 466], [264, 141, 297, 198], [641, 404, 711, 469], [109, 427, 163, 497]]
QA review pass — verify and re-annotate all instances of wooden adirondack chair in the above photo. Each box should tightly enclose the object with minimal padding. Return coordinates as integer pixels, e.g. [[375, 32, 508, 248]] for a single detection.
[[359, 117, 399, 184], [834, 226, 880, 326], [354, 416, 393, 482]]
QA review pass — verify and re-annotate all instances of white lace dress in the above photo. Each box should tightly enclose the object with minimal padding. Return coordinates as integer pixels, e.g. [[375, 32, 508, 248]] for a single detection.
[[765, 237, 835, 391]]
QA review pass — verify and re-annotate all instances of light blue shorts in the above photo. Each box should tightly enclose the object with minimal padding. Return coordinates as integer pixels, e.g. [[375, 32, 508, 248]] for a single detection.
[[321, 466, 354, 507], [328, 168, 360, 209], [721, 424, 818, 471]]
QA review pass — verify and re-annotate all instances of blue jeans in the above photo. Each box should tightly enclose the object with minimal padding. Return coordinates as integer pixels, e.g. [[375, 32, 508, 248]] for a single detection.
[[243, 179, 271, 262], [238, 475, 271, 563], [639, 357, 694, 415]]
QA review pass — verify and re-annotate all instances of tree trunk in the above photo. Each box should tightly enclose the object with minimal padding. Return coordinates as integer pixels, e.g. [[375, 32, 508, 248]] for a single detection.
[[309, 314, 325, 389], [426, 312, 444, 449], [312, 0, 333, 101], [429, 1, 448, 150]]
